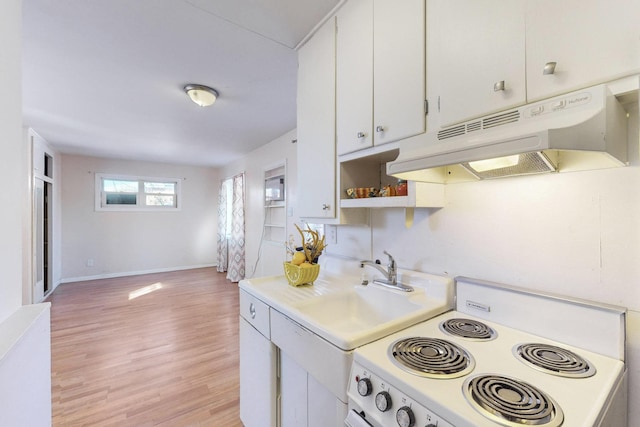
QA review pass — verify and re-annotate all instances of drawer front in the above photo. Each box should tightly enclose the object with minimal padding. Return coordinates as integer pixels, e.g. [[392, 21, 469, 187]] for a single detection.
[[239, 289, 270, 339]]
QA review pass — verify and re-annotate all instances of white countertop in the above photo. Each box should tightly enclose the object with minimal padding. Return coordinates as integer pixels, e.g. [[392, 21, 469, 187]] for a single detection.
[[239, 256, 455, 350]]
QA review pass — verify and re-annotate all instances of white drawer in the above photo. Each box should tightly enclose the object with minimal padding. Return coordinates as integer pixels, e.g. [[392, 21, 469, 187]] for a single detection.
[[239, 289, 270, 339]]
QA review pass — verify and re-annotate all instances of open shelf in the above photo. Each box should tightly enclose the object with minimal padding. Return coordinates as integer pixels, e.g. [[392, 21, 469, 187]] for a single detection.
[[339, 148, 444, 209]]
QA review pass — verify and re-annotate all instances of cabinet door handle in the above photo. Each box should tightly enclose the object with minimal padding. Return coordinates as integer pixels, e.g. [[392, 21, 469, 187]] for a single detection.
[[322, 204, 330, 211], [543, 61, 557, 75], [493, 80, 505, 92], [249, 303, 256, 319], [357, 132, 366, 138], [375, 126, 384, 133]]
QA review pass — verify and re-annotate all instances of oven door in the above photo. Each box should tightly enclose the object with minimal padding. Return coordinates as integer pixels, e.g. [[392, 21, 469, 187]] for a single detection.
[[345, 409, 374, 427]]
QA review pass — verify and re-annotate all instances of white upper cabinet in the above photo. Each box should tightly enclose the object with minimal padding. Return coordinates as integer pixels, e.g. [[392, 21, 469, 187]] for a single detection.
[[336, 0, 426, 155], [525, 0, 640, 101], [373, 0, 426, 145], [431, 0, 640, 128], [336, 0, 374, 155], [297, 17, 337, 219], [431, 0, 526, 127]]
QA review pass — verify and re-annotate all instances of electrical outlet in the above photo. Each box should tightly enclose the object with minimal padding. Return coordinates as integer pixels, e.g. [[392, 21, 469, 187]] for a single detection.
[[326, 225, 337, 245], [87, 259, 94, 267]]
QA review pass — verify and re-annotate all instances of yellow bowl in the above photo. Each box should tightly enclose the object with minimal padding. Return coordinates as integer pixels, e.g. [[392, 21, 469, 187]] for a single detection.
[[283, 262, 320, 286]]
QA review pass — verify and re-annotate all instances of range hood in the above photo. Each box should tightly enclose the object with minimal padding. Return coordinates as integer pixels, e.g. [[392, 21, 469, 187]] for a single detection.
[[387, 84, 630, 183]]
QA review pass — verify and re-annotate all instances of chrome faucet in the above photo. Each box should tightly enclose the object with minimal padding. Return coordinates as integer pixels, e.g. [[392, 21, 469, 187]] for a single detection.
[[360, 250, 413, 292]]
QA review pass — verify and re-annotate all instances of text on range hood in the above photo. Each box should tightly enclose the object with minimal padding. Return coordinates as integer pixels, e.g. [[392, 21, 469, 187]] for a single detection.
[[387, 84, 630, 183]]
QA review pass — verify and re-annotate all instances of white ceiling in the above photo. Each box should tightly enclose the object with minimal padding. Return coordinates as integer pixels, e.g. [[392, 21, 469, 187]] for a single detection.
[[22, 0, 340, 167]]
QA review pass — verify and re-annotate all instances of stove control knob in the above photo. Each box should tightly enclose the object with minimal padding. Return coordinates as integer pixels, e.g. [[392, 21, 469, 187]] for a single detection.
[[396, 406, 415, 427], [357, 378, 372, 396], [375, 391, 392, 412]]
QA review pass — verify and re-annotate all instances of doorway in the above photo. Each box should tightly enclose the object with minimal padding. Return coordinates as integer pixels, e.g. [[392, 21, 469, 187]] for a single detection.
[[33, 178, 53, 302]]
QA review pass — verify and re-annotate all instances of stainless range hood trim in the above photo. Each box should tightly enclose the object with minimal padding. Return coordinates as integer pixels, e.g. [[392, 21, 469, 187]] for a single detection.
[[387, 84, 631, 183]]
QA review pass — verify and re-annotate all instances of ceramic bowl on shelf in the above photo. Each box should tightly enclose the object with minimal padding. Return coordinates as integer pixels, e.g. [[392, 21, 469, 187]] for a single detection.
[[345, 187, 378, 199], [379, 185, 397, 197]]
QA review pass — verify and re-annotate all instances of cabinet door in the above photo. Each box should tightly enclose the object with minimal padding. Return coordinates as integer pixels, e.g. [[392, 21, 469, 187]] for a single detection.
[[307, 374, 347, 427], [336, 0, 374, 155], [280, 352, 308, 427], [239, 319, 277, 427], [526, 0, 640, 101], [297, 17, 336, 218], [432, 0, 526, 127], [373, 0, 426, 144]]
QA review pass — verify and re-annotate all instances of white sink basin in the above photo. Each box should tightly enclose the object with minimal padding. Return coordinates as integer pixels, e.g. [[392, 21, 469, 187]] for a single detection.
[[289, 280, 452, 350], [294, 285, 422, 331]]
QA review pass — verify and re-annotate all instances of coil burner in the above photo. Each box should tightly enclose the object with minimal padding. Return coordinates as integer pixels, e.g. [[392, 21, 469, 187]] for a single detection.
[[439, 318, 497, 341], [514, 343, 596, 378], [463, 374, 564, 427], [389, 337, 475, 379]]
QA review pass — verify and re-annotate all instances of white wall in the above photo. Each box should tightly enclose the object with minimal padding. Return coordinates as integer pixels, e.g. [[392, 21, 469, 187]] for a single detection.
[[60, 154, 218, 281], [0, 0, 23, 323], [369, 164, 640, 309], [0, 2, 51, 425], [220, 129, 298, 279]]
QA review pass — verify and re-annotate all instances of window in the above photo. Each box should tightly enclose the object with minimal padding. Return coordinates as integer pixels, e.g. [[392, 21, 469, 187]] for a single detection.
[[96, 174, 181, 211]]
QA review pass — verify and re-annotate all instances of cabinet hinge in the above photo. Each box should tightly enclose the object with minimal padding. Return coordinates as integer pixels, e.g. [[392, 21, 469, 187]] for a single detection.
[[424, 99, 429, 115], [438, 96, 441, 113]]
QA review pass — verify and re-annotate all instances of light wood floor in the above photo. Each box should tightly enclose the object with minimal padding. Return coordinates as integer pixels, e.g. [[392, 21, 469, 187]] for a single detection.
[[47, 267, 243, 426]]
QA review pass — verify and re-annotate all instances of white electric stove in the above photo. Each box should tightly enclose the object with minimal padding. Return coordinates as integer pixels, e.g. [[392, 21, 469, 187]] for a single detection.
[[346, 277, 627, 427]]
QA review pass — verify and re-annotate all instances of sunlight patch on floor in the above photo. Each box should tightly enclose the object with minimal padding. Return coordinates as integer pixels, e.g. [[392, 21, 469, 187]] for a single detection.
[[129, 282, 163, 300]]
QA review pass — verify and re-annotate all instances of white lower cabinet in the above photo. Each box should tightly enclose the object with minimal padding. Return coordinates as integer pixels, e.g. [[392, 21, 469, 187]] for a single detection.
[[240, 286, 351, 427], [280, 352, 348, 427], [280, 352, 308, 427], [271, 309, 350, 427], [239, 319, 277, 427], [239, 289, 277, 427], [307, 374, 346, 427]]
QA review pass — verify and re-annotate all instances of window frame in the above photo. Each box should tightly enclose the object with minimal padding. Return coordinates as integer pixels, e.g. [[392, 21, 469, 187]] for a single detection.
[[95, 173, 182, 212]]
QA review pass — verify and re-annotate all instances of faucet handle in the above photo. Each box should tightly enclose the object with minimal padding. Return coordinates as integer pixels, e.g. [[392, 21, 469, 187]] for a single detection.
[[383, 250, 395, 267], [383, 251, 397, 285]]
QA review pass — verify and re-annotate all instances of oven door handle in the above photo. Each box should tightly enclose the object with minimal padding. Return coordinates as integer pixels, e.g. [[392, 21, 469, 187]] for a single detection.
[[345, 409, 373, 427]]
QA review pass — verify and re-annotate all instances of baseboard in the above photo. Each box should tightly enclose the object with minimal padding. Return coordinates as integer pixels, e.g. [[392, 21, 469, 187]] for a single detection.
[[60, 264, 217, 284]]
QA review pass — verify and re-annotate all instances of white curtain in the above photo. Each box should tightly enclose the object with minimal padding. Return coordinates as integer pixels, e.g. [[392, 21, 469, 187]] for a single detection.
[[216, 179, 229, 274], [217, 173, 245, 282]]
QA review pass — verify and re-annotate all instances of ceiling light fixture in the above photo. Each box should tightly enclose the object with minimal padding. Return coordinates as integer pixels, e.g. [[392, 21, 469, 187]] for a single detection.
[[184, 84, 219, 107]]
